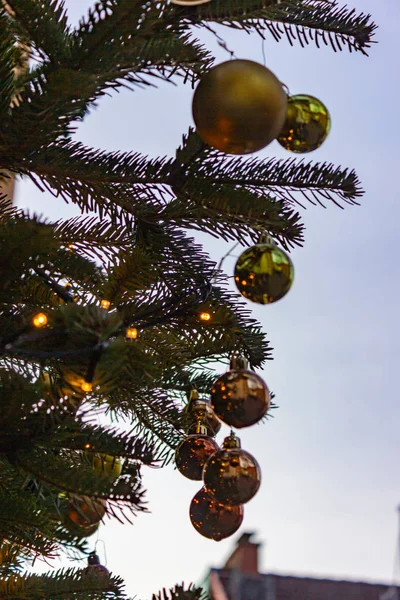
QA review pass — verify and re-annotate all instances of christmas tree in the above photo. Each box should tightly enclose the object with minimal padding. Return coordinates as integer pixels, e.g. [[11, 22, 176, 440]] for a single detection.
[[0, 1, 376, 598]]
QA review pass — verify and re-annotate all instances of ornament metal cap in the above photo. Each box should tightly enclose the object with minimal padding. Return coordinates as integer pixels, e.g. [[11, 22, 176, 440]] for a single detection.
[[188, 421, 208, 435], [88, 551, 101, 566], [258, 232, 276, 246], [229, 356, 249, 371], [188, 389, 199, 402], [223, 433, 241, 449]]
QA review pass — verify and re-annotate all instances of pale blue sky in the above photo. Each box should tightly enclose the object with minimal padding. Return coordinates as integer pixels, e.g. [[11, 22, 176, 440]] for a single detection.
[[17, 1, 400, 597]]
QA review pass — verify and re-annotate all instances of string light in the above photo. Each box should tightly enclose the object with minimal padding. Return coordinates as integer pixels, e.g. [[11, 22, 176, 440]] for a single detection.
[[126, 327, 138, 339], [32, 312, 48, 328], [100, 299, 111, 309], [81, 381, 93, 393], [199, 312, 211, 322]]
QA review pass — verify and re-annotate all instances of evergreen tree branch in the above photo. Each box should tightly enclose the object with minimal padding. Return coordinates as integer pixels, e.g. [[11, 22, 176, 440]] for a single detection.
[[180, 0, 377, 54], [4, 0, 72, 62]]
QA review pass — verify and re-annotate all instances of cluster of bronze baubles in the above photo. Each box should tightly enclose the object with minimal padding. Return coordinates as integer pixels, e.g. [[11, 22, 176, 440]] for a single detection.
[[175, 358, 268, 540], [192, 59, 330, 156], [62, 454, 123, 538]]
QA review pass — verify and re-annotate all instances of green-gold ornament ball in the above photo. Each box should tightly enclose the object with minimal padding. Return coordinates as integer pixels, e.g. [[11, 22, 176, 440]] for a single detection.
[[277, 94, 331, 153], [192, 59, 287, 155], [234, 243, 294, 304]]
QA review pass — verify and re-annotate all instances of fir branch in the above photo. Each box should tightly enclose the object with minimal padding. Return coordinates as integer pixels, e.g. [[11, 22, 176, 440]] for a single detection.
[[188, 152, 363, 210], [181, 0, 377, 54], [152, 584, 207, 600], [5, 0, 72, 63]]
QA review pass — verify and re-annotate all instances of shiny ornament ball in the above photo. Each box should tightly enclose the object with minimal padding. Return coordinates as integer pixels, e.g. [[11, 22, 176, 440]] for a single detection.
[[234, 243, 294, 304], [185, 392, 221, 437], [190, 487, 244, 541], [203, 436, 261, 505], [277, 94, 331, 153], [175, 434, 219, 480], [63, 519, 100, 538], [93, 454, 122, 480], [211, 358, 270, 428], [192, 59, 287, 155], [66, 495, 106, 528], [86, 551, 110, 579]]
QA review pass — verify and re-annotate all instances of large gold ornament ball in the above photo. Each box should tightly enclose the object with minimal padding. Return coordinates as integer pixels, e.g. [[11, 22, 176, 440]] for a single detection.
[[66, 495, 106, 528], [192, 59, 287, 155], [190, 487, 244, 541], [277, 94, 331, 153], [211, 368, 270, 428], [93, 454, 123, 480], [234, 243, 294, 304], [175, 434, 219, 481], [203, 445, 261, 505]]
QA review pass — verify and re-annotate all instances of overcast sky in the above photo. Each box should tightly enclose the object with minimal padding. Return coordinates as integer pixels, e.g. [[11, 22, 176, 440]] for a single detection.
[[17, 1, 400, 597]]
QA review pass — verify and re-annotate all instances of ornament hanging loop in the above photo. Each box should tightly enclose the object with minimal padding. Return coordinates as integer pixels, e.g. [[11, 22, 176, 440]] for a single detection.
[[258, 232, 276, 246]]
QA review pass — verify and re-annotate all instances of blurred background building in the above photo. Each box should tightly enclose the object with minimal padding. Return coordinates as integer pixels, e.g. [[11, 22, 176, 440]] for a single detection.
[[204, 533, 399, 600]]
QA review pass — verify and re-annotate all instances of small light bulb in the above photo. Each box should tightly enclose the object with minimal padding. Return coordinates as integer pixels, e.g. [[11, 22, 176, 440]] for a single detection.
[[126, 327, 138, 339], [101, 299, 111, 309], [33, 312, 48, 328], [67, 243, 75, 251], [81, 381, 93, 393], [84, 443, 91, 449], [199, 312, 211, 322]]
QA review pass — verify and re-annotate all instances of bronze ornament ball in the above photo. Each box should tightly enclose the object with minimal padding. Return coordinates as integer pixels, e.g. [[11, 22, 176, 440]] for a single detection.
[[211, 357, 270, 428], [175, 434, 219, 480], [66, 495, 106, 528], [63, 518, 100, 538], [277, 94, 331, 153], [192, 59, 287, 154], [203, 435, 261, 505], [190, 487, 244, 541], [234, 243, 294, 304]]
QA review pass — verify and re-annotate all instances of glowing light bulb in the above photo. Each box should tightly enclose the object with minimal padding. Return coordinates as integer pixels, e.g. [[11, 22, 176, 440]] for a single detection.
[[126, 327, 138, 339], [32, 313, 48, 328], [199, 312, 211, 322], [81, 381, 93, 393], [101, 299, 111, 309]]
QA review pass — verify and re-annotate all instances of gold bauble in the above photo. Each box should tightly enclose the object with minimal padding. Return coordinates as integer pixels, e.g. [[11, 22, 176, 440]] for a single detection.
[[190, 487, 244, 541], [93, 454, 123, 480], [211, 357, 270, 428], [175, 432, 219, 481], [185, 390, 221, 437], [192, 59, 287, 154], [66, 495, 106, 528], [277, 94, 331, 153], [234, 243, 294, 304], [203, 434, 261, 506]]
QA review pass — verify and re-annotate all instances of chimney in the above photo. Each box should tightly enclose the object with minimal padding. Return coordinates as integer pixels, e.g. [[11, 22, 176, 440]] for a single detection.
[[224, 532, 261, 575]]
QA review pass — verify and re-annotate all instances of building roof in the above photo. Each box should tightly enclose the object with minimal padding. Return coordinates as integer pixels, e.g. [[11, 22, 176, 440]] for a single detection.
[[212, 568, 399, 600]]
